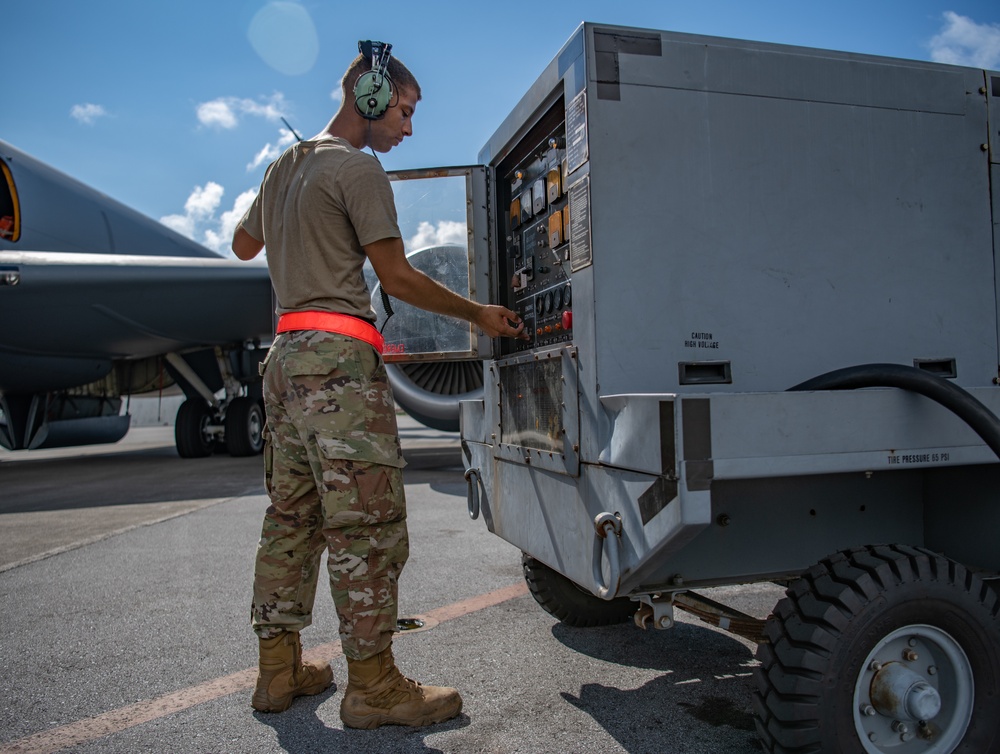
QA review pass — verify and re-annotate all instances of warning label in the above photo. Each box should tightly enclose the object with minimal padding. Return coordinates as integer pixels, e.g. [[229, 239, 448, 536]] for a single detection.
[[684, 331, 720, 349]]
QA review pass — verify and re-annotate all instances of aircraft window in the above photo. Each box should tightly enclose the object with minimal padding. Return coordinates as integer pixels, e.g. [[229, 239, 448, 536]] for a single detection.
[[0, 156, 20, 242]]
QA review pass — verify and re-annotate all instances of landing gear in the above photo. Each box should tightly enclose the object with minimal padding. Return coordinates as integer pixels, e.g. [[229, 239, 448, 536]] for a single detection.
[[522, 553, 635, 627], [174, 396, 265, 458], [174, 399, 215, 458], [753, 545, 1000, 753], [225, 397, 265, 456]]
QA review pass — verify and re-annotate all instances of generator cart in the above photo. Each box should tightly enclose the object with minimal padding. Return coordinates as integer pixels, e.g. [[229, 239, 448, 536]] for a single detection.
[[439, 23, 1000, 754], [376, 21, 1000, 753]]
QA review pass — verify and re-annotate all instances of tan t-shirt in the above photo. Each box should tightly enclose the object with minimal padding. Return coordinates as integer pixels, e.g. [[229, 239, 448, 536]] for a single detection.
[[239, 136, 400, 322]]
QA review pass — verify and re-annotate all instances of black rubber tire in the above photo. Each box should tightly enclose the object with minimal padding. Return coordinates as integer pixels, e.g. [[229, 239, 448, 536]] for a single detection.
[[225, 397, 265, 457], [174, 399, 215, 458], [752, 544, 1000, 753], [522, 553, 635, 627]]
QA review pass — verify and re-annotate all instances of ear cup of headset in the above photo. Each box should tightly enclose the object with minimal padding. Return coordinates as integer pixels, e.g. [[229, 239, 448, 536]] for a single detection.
[[354, 70, 393, 120]]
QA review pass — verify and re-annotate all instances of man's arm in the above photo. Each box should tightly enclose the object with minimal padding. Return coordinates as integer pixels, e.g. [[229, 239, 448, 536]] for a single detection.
[[365, 237, 526, 339], [232, 227, 264, 260]]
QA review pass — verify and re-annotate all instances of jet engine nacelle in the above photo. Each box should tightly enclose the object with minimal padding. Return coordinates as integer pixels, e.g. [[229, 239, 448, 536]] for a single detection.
[[366, 244, 484, 432]]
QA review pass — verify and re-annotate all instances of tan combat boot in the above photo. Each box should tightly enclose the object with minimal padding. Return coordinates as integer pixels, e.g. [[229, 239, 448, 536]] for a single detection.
[[340, 644, 463, 729], [251, 631, 334, 712]]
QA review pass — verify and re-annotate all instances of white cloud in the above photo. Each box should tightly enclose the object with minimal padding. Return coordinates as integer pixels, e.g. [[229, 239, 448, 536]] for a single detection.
[[204, 188, 259, 255], [196, 100, 238, 129], [70, 103, 109, 125], [196, 93, 288, 129], [247, 128, 297, 171], [161, 181, 254, 256], [406, 220, 467, 251], [184, 182, 224, 218], [929, 11, 1000, 68]]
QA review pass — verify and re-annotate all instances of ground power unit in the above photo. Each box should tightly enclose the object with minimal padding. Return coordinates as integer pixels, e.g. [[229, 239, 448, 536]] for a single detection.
[[444, 22, 1000, 754]]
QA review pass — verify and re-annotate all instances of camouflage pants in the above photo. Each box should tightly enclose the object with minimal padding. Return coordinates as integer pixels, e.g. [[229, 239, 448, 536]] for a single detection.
[[251, 330, 408, 661]]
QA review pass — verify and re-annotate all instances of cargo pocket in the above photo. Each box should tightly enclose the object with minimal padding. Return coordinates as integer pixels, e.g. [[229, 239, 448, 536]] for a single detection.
[[280, 340, 366, 436], [315, 430, 407, 526]]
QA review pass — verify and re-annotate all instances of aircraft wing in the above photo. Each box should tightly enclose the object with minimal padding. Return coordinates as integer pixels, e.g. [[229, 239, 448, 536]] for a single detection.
[[0, 251, 272, 393], [0, 139, 275, 454]]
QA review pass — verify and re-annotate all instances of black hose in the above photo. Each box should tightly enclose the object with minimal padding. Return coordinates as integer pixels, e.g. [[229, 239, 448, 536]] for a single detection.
[[789, 363, 1000, 462]]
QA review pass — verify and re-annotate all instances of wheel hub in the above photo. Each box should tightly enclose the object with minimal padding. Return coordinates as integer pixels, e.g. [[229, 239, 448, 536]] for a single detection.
[[854, 624, 973, 753], [870, 662, 942, 722]]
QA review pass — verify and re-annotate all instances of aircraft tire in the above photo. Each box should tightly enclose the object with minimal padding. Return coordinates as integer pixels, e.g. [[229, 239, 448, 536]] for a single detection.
[[225, 397, 265, 457], [175, 399, 215, 458]]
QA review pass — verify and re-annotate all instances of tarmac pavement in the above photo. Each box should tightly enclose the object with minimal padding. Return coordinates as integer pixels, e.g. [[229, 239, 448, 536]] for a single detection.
[[0, 416, 781, 753]]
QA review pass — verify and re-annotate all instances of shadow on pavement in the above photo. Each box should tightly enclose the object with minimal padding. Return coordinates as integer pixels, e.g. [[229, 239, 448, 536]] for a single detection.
[[552, 619, 762, 753], [0, 446, 264, 514], [252, 691, 470, 753]]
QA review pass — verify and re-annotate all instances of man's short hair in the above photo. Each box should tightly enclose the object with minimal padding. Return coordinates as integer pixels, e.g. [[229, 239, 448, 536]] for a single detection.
[[341, 53, 422, 104]]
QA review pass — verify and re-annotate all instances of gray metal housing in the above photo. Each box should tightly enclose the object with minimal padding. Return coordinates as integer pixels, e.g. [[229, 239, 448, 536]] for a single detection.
[[462, 23, 1000, 597]]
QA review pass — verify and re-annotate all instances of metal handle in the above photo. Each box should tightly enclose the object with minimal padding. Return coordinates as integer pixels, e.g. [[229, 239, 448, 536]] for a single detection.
[[591, 512, 623, 600], [464, 467, 481, 520]]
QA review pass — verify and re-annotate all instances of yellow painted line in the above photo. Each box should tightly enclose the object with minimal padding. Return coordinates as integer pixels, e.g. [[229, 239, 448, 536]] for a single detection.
[[0, 582, 529, 754]]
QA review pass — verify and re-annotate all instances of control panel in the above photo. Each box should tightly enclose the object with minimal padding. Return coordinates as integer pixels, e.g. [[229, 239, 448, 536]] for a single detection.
[[496, 102, 572, 357]]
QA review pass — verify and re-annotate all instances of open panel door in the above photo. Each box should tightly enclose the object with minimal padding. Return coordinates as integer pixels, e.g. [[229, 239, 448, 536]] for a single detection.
[[372, 165, 491, 363], [373, 166, 492, 432]]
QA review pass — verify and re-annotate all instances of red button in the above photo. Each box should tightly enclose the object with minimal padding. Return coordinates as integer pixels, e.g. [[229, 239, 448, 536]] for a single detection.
[[562, 310, 572, 330]]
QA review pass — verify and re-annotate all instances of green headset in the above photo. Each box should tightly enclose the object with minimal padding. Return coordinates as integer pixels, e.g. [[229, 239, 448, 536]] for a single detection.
[[355, 40, 394, 120]]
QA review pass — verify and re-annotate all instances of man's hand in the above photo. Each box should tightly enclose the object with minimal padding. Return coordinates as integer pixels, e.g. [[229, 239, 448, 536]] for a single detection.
[[365, 238, 529, 340], [475, 305, 528, 339]]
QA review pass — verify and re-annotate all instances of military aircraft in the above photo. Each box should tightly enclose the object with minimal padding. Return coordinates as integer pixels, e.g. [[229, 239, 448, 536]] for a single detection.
[[0, 140, 480, 457], [0, 138, 275, 456]]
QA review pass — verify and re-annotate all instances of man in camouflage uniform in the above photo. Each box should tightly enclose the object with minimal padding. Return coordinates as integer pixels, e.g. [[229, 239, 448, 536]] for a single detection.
[[232, 45, 524, 729]]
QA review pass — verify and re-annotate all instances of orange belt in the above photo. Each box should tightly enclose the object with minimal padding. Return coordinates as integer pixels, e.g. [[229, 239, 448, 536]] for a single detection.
[[276, 311, 384, 354]]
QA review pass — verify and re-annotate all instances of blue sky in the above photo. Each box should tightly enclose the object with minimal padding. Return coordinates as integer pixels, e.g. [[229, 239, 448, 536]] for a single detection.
[[3, 1, 999, 257]]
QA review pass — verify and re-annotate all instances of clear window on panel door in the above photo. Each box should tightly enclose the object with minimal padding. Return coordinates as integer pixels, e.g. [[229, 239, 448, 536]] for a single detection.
[[363, 167, 481, 362]]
